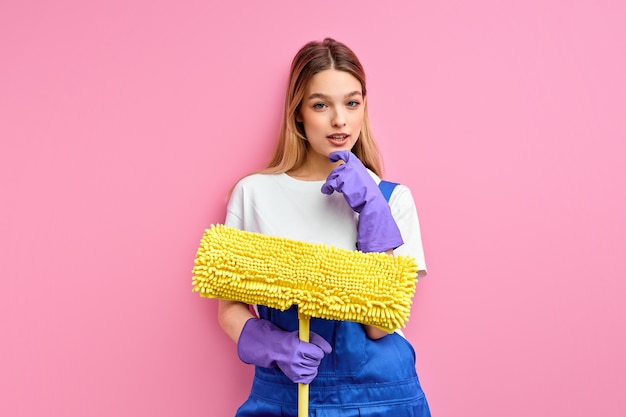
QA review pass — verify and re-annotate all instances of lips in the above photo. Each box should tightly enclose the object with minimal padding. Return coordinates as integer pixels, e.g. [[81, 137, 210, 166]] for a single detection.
[[327, 133, 349, 145]]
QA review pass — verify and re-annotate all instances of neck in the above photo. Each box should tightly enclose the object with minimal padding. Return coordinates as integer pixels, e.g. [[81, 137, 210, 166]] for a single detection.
[[288, 153, 339, 181]]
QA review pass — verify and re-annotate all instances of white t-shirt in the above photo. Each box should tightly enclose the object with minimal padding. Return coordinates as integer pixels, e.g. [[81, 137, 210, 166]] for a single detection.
[[225, 171, 427, 277]]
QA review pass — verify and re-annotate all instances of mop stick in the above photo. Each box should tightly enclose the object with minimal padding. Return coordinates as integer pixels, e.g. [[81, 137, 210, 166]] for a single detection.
[[298, 312, 310, 417], [192, 224, 419, 416]]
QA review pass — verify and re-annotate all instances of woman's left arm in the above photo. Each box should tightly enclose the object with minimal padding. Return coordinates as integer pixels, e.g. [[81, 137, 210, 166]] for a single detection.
[[364, 248, 395, 340], [364, 184, 428, 339]]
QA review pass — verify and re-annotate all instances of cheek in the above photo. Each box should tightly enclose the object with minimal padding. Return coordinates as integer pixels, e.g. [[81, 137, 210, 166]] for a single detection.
[[351, 111, 365, 128], [302, 114, 325, 131], [351, 114, 364, 140]]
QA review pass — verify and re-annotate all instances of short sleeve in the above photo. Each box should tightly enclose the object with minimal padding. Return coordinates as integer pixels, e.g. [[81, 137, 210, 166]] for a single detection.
[[388, 185, 428, 278], [224, 181, 244, 230]]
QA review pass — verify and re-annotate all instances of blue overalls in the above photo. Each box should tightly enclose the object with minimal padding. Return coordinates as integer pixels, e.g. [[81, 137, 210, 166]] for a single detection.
[[234, 181, 431, 417], [235, 306, 431, 417]]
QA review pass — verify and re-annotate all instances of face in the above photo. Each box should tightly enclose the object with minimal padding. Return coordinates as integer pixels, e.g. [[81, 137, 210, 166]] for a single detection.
[[297, 69, 365, 160]]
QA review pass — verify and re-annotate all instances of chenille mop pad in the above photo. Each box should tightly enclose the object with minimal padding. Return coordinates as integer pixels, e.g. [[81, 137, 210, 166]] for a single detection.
[[192, 224, 419, 332]]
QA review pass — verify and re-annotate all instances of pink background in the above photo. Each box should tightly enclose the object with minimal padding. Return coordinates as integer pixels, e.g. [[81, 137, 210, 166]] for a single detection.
[[1, 1, 625, 416]]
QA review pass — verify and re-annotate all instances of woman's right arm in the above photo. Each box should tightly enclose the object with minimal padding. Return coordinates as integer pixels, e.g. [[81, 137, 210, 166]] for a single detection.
[[219, 181, 254, 344], [217, 299, 254, 344]]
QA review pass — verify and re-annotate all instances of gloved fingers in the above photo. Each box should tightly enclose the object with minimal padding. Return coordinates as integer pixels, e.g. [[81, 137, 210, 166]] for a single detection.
[[280, 349, 324, 384], [287, 367, 318, 384], [328, 150, 352, 163], [321, 178, 338, 195], [321, 164, 348, 194], [293, 356, 323, 384], [300, 352, 324, 365], [297, 342, 326, 363], [279, 358, 318, 384], [329, 151, 368, 177], [309, 332, 332, 354], [329, 151, 367, 172]]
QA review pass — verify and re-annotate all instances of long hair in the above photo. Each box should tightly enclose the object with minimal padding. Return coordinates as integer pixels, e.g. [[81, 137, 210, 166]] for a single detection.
[[259, 38, 383, 177]]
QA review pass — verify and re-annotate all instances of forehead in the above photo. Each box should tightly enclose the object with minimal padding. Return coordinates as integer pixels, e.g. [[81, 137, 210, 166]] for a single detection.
[[305, 69, 362, 97]]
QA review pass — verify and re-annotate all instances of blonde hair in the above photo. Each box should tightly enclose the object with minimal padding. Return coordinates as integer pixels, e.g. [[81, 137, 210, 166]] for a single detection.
[[259, 38, 384, 177]]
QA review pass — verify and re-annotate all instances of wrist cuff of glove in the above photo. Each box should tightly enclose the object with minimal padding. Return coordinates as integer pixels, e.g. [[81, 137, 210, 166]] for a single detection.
[[237, 318, 277, 367], [358, 235, 404, 253]]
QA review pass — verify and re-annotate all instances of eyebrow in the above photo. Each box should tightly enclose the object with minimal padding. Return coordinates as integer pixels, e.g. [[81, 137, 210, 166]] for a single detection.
[[307, 91, 363, 100]]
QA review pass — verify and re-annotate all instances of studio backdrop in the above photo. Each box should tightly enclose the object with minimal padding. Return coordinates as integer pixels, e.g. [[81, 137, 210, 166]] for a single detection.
[[1, 1, 625, 416]]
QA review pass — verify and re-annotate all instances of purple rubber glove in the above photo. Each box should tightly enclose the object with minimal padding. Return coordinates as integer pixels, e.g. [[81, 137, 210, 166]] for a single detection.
[[322, 150, 404, 253], [237, 318, 332, 384]]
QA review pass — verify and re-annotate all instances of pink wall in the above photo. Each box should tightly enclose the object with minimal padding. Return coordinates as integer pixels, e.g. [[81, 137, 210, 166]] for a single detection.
[[1, 1, 624, 416]]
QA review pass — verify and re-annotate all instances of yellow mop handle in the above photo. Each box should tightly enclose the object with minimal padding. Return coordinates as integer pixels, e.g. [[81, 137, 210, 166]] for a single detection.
[[298, 312, 310, 417]]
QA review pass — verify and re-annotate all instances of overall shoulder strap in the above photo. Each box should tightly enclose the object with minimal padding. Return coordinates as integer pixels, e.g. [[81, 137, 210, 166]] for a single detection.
[[378, 180, 399, 203]]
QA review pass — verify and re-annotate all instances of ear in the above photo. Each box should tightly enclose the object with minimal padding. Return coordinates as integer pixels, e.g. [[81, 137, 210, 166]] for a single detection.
[[295, 111, 303, 123]]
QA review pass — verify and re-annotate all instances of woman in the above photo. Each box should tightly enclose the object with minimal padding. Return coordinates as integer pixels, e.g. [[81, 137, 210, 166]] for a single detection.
[[218, 38, 431, 416]]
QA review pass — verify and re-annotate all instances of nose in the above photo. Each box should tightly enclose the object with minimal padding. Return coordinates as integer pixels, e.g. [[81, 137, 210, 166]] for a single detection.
[[332, 108, 346, 128]]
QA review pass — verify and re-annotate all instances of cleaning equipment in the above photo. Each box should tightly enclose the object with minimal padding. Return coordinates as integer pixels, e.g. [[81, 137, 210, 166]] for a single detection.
[[192, 224, 419, 416], [192, 224, 417, 331]]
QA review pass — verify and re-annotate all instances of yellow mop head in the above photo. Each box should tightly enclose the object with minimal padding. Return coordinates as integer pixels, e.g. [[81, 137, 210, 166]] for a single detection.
[[192, 224, 419, 331]]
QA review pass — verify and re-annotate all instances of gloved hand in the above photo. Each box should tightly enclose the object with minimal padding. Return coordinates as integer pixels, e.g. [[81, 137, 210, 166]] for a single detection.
[[322, 150, 404, 253], [237, 318, 332, 384]]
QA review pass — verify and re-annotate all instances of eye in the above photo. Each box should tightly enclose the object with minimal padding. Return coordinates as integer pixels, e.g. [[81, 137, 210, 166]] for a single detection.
[[313, 103, 327, 110], [347, 100, 361, 108]]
